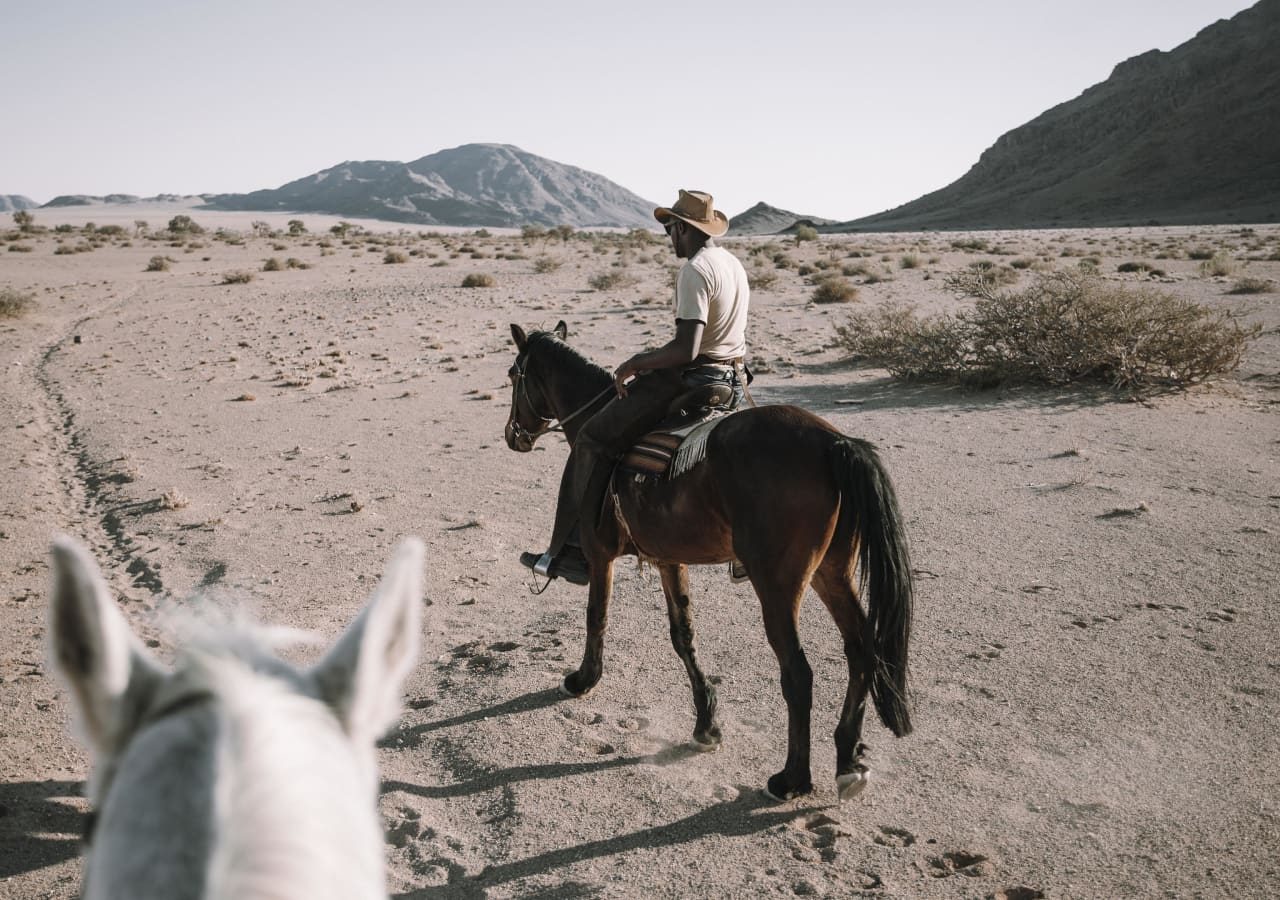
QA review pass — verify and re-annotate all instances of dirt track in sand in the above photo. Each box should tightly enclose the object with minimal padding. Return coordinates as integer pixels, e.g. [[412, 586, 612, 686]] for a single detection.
[[1, 208, 1278, 898]]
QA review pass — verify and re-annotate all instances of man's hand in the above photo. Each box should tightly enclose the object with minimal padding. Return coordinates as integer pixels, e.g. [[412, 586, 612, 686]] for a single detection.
[[613, 357, 642, 398]]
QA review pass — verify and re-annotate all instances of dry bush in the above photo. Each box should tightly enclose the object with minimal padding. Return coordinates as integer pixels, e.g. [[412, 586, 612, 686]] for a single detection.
[[533, 256, 562, 274], [793, 224, 818, 243], [834, 270, 1258, 392], [1198, 251, 1237, 277], [588, 271, 637, 291], [899, 253, 921, 270], [1228, 277, 1273, 294], [0, 287, 34, 318], [748, 268, 778, 291], [145, 256, 170, 272], [221, 271, 254, 285], [384, 250, 408, 264], [812, 276, 859, 304], [461, 273, 495, 288], [262, 257, 283, 271]]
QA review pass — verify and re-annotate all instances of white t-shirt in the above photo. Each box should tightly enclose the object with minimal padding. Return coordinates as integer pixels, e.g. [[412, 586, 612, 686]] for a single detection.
[[674, 243, 750, 361]]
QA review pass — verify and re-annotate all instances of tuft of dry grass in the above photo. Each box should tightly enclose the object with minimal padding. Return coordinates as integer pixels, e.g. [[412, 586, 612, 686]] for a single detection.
[[221, 271, 254, 285], [461, 273, 495, 288], [1228, 277, 1273, 295], [383, 250, 408, 264], [812, 276, 859, 304], [145, 255, 170, 272], [834, 270, 1258, 392], [0, 287, 34, 318], [533, 256, 562, 274], [588, 271, 637, 291], [1198, 251, 1237, 277]]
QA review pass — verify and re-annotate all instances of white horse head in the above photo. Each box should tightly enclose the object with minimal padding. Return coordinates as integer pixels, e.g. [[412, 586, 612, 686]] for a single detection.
[[48, 536, 424, 900]]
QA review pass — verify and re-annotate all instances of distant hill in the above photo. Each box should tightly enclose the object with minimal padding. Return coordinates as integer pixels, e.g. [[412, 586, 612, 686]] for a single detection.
[[42, 194, 142, 208], [729, 202, 837, 235], [205, 144, 656, 228], [838, 0, 1280, 230], [0, 195, 38, 213]]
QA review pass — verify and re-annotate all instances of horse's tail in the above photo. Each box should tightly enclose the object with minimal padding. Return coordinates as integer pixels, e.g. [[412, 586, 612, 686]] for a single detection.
[[831, 437, 913, 737]]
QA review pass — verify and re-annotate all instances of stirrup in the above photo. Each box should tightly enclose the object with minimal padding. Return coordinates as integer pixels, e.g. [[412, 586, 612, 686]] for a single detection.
[[729, 560, 749, 583], [532, 552, 554, 578]]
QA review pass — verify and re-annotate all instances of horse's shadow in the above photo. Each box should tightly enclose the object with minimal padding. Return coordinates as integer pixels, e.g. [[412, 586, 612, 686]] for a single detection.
[[391, 788, 812, 899], [383, 688, 818, 897], [0, 778, 85, 879]]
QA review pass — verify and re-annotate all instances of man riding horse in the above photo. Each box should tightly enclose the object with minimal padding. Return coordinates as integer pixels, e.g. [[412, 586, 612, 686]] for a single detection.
[[520, 189, 752, 585]]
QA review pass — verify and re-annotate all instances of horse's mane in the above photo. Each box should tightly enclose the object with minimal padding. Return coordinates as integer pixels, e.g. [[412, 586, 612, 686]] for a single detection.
[[527, 330, 612, 384]]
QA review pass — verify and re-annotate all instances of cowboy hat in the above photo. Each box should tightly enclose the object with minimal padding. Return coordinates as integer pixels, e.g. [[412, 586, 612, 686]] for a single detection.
[[654, 189, 729, 238]]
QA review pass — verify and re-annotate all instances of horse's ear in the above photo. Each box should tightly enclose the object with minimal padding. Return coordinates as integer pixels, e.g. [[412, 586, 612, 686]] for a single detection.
[[510, 324, 528, 352], [554, 320, 568, 340], [312, 538, 424, 745], [47, 536, 164, 758]]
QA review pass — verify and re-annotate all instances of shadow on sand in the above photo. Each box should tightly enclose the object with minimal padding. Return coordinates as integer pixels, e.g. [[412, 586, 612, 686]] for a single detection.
[[389, 788, 813, 899], [0, 778, 85, 879]]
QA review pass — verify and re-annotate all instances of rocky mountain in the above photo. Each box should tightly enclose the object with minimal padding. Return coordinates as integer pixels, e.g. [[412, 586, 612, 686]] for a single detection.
[[728, 202, 837, 235], [839, 0, 1280, 230], [205, 144, 656, 228], [0, 195, 37, 213]]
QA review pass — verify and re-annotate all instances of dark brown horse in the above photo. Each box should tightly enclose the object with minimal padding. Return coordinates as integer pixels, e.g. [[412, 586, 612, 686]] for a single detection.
[[505, 322, 913, 801]]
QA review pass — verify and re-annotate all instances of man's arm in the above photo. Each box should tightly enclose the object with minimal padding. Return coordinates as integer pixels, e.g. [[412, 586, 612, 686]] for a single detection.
[[613, 319, 704, 397]]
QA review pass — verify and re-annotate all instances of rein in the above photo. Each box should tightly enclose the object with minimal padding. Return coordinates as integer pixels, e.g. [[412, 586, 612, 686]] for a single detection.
[[508, 356, 614, 447]]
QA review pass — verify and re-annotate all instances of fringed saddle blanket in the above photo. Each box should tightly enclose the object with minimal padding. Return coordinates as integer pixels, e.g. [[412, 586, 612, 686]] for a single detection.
[[617, 413, 732, 481]]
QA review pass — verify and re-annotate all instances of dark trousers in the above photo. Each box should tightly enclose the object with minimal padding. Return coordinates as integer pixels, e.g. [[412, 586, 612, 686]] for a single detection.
[[548, 368, 686, 556]]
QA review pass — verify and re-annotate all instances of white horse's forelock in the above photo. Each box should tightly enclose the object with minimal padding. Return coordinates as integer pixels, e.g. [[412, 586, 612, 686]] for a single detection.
[[201, 653, 387, 900]]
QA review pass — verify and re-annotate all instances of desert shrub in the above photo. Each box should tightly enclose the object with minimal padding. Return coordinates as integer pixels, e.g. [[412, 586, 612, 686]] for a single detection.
[[461, 273, 495, 288], [1198, 252, 1237, 277], [384, 250, 408, 264], [221, 270, 254, 284], [1187, 247, 1215, 260], [1010, 258, 1036, 270], [0, 287, 34, 317], [772, 253, 793, 269], [967, 260, 1020, 287], [899, 253, 921, 269], [1117, 261, 1152, 273], [1228, 277, 1273, 294], [285, 257, 309, 269], [262, 257, 283, 271], [812, 276, 859, 304], [287, 219, 306, 236], [834, 270, 1258, 392], [748, 268, 778, 291], [145, 255, 170, 272], [588, 271, 637, 291], [950, 237, 990, 252], [167, 215, 204, 234], [12, 210, 34, 231], [533, 256, 562, 274], [8, 243, 33, 253], [793, 224, 819, 243]]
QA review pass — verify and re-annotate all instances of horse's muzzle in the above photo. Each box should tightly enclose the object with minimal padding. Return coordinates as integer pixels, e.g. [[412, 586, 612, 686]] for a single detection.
[[505, 422, 535, 453]]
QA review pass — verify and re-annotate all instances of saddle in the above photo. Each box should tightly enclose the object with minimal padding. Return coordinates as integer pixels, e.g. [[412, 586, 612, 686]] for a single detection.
[[617, 383, 737, 480]]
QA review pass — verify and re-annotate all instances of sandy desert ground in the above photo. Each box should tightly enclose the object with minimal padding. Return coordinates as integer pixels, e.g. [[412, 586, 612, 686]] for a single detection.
[[1, 205, 1277, 899]]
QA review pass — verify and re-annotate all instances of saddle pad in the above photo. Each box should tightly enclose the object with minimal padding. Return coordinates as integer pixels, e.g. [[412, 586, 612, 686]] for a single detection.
[[617, 414, 728, 480]]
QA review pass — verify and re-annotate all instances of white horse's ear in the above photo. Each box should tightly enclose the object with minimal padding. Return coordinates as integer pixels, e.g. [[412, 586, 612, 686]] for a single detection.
[[553, 320, 568, 340], [510, 324, 528, 351], [48, 536, 164, 757], [313, 538, 424, 744]]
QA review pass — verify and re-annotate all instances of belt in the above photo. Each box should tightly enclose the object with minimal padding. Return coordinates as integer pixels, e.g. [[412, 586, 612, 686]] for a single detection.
[[691, 354, 744, 366]]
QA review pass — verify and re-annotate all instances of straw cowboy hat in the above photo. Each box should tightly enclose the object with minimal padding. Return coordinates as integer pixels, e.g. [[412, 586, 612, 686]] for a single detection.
[[654, 189, 729, 237]]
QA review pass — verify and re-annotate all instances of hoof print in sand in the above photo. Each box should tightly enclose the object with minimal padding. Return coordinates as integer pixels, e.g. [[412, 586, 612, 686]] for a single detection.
[[929, 849, 992, 878]]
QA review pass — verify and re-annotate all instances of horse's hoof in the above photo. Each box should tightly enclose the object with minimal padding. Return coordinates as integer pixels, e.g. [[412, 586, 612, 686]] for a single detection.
[[836, 769, 870, 802], [762, 772, 813, 803], [691, 732, 721, 753], [559, 673, 594, 698]]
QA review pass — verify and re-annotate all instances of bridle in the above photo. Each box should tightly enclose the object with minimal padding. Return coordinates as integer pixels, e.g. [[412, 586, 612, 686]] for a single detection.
[[506, 353, 613, 449]]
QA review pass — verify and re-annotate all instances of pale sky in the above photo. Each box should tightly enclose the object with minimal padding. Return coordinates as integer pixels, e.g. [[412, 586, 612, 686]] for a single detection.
[[0, 0, 1258, 222]]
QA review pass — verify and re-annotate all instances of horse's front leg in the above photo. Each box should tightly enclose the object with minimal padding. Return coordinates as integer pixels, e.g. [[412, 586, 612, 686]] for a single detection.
[[562, 558, 615, 697], [658, 564, 721, 749]]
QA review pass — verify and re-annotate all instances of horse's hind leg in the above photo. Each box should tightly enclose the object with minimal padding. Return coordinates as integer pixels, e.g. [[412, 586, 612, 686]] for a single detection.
[[752, 570, 815, 801], [812, 564, 873, 801], [658, 564, 721, 749]]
